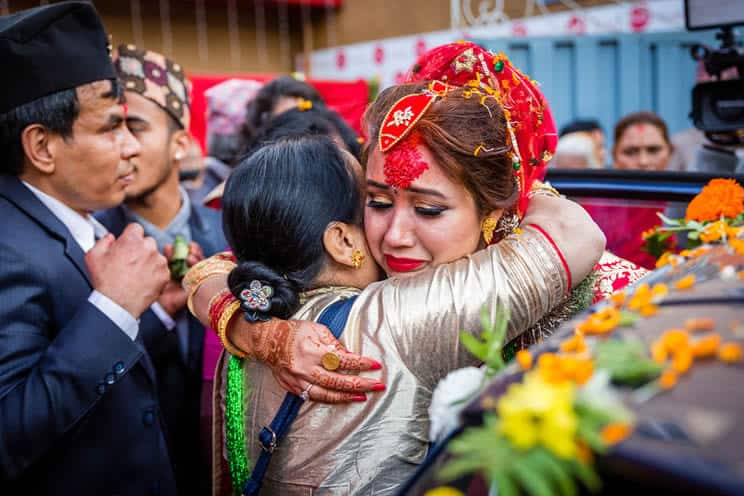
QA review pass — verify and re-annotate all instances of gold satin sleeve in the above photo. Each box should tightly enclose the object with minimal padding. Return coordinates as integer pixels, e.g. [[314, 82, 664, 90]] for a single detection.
[[353, 225, 568, 390]]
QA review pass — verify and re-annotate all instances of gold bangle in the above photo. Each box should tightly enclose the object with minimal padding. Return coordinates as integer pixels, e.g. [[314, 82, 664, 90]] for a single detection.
[[183, 257, 236, 315], [528, 181, 561, 199], [217, 300, 247, 358]]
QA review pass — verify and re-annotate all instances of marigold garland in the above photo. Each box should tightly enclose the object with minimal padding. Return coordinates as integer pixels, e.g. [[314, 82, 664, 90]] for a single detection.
[[685, 178, 744, 222]]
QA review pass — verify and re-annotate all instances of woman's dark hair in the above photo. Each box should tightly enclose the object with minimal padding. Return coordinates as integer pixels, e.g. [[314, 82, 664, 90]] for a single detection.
[[224, 135, 363, 319], [363, 82, 517, 215], [242, 76, 325, 142], [241, 107, 361, 161]]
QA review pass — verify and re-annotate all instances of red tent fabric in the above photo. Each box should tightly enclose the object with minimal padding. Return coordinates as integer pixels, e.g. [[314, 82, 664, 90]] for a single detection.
[[188, 74, 369, 153]]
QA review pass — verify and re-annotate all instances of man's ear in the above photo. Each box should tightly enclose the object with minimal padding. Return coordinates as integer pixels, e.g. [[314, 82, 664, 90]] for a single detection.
[[21, 124, 57, 175], [171, 129, 193, 162]]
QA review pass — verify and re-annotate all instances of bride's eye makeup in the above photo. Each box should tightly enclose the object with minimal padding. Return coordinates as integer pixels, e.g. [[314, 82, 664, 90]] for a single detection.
[[366, 194, 393, 210], [414, 203, 448, 217]]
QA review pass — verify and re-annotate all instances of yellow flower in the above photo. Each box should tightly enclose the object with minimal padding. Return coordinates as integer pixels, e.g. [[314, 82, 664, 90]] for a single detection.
[[424, 488, 464, 496], [497, 372, 577, 458]]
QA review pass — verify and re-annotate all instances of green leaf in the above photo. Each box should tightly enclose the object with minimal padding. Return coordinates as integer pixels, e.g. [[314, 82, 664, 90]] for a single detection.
[[568, 460, 602, 493], [528, 449, 577, 496], [511, 457, 554, 496], [437, 455, 487, 482], [492, 472, 519, 496], [657, 213, 682, 226], [459, 331, 487, 361]]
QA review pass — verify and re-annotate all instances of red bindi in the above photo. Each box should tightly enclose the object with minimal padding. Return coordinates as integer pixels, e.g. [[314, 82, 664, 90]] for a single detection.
[[383, 132, 429, 189]]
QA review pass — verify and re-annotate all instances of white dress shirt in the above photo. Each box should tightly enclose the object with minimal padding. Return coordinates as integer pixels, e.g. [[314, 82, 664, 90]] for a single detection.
[[22, 182, 140, 340]]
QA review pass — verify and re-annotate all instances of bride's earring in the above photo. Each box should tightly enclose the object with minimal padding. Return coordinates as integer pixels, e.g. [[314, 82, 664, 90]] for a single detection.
[[351, 249, 365, 269], [481, 217, 497, 244], [495, 212, 520, 240]]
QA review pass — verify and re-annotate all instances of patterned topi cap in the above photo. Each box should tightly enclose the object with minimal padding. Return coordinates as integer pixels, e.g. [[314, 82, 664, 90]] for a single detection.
[[114, 44, 192, 129]]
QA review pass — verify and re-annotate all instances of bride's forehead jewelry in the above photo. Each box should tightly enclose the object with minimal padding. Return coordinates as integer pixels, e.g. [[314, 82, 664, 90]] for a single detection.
[[378, 81, 453, 189], [406, 42, 558, 218]]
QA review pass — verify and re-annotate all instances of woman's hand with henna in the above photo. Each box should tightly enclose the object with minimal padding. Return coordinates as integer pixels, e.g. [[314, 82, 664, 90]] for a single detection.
[[232, 319, 385, 404]]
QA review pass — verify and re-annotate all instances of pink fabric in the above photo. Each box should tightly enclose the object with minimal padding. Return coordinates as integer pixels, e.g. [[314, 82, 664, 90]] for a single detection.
[[582, 199, 667, 270], [202, 329, 223, 381], [204, 79, 264, 137]]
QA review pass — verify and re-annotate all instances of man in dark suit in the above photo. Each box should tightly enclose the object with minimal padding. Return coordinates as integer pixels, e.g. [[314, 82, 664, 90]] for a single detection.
[[96, 44, 227, 495], [0, 3, 177, 495]]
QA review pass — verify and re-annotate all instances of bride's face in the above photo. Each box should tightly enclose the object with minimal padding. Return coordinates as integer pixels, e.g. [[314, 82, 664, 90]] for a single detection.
[[364, 144, 483, 277]]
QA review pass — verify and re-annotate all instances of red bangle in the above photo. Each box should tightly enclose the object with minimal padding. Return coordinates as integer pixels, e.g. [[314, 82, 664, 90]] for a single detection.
[[208, 289, 238, 331], [526, 223, 572, 292]]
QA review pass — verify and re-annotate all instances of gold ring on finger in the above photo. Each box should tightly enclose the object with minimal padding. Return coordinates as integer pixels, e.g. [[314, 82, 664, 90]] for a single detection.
[[321, 351, 341, 371]]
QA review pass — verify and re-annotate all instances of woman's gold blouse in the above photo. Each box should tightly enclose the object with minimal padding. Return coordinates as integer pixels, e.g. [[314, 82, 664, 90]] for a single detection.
[[212, 226, 569, 495]]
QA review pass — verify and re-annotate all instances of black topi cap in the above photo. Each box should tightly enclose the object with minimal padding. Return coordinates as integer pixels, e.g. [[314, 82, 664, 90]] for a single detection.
[[0, 1, 116, 114]]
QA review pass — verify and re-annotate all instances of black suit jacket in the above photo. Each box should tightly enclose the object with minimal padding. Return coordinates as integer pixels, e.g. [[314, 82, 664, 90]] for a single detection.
[[95, 201, 227, 495], [0, 176, 177, 495]]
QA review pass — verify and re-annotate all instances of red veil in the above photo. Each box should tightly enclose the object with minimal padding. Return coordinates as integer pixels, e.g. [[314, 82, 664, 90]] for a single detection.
[[405, 41, 558, 218]]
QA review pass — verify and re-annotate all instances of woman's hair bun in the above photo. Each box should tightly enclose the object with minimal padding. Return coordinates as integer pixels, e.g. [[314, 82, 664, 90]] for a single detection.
[[227, 261, 299, 320]]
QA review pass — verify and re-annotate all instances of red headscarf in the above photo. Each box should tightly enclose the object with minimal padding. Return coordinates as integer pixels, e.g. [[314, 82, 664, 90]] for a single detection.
[[404, 41, 558, 217]]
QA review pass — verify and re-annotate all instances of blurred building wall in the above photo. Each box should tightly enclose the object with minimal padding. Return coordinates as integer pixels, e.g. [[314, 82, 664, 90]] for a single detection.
[[6, 0, 619, 74]]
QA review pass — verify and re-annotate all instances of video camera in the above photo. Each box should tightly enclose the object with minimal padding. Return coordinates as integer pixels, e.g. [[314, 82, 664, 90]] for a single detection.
[[685, 0, 744, 147]]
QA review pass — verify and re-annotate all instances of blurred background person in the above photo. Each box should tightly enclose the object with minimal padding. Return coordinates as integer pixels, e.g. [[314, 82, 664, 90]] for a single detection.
[[203, 105, 361, 209], [559, 118, 606, 167], [612, 111, 673, 171], [188, 79, 263, 204], [242, 75, 326, 143], [552, 132, 603, 169], [178, 138, 205, 188]]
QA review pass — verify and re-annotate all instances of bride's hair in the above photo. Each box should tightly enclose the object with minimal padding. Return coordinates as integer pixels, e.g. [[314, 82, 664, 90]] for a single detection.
[[362, 82, 518, 215], [223, 135, 363, 318]]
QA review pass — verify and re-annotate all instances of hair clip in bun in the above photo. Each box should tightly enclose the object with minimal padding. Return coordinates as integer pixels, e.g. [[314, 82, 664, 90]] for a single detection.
[[239, 280, 273, 322]]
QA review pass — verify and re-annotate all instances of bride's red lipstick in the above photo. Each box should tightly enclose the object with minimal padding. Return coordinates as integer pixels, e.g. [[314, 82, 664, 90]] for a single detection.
[[385, 254, 426, 272]]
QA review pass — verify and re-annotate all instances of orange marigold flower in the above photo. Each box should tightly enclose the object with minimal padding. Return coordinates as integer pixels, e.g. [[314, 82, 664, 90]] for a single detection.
[[685, 318, 716, 332], [582, 307, 621, 334], [640, 304, 659, 317], [560, 333, 587, 353], [719, 343, 743, 363], [691, 333, 721, 359], [628, 284, 651, 310], [572, 359, 594, 385], [651, 283, 669, 301], [651, 340, 668, 364], [659, 370, 678, 389], [655, 253, 679, 268], [601, 423, 633, 445], [674, 275, 696, 290], [672, 347, 693, 374], [730, 239, 744, 256], [661, 329, 690, 352], [537, 352, 559, 369], [685, 178, 744, 222], [516, 349, 533, 370], [609, 291, 626, 308]]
